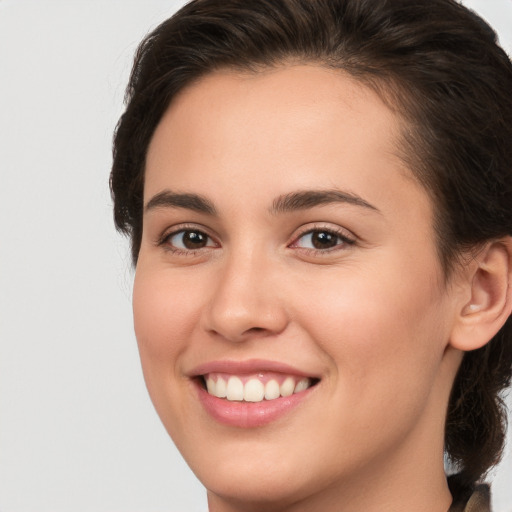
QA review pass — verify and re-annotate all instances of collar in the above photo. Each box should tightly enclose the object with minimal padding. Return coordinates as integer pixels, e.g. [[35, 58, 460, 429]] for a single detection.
[[449, 484, 491, 512]]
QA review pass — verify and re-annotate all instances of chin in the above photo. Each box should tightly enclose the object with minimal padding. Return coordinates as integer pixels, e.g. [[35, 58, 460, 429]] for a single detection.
[[202, 465, 317, 511], [179, 431, 343, 511]]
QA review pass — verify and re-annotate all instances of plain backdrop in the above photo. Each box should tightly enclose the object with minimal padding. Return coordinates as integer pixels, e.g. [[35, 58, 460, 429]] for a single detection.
[[0, 1, 511, 511]]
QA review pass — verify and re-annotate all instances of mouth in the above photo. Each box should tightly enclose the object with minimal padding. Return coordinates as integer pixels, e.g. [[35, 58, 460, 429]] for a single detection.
[[190, 360, 320, 427], [201, 372, 318, 403]]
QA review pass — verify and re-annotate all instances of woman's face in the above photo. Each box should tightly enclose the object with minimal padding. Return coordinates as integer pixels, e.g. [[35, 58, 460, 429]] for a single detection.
[[134, 65, 462, 509]]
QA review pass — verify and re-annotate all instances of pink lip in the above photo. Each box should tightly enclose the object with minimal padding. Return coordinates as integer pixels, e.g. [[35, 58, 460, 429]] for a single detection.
[[195, 381, 316, 428], [188, 358, 317, 378], [189, 359, 319, 428]]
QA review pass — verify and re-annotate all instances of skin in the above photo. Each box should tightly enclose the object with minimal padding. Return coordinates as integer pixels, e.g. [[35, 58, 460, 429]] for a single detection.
[[133, 65, 473, 512]]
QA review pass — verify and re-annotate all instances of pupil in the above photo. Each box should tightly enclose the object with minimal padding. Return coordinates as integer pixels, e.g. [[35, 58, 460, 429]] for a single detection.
[[312, 231, 337, 249], [183, 231, 206, 249]]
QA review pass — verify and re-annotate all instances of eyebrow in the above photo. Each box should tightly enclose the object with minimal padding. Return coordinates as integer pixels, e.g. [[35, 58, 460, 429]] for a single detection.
[[145, 190, 217, 215], [144, 188, 379, 217], [270, 189, 380, 214]]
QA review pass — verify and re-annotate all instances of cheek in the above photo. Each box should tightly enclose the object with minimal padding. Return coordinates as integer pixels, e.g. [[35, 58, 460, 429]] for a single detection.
[[288, 267, 451, 464], [132, 267, 200, 373], [132, 265, 207, 441], [292, 256, 449, 404]]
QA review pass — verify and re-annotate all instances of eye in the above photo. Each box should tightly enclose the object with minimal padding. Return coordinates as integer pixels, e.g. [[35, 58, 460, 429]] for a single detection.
[[164, 229, 217, 252], [291, 228, 354, 251]]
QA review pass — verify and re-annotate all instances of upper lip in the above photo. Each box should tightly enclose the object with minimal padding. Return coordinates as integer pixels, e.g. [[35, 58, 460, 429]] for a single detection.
[[188, 358, 319, 379]]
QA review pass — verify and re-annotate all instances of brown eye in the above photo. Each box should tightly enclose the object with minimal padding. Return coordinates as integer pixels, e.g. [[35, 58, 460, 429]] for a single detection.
[[293, 229, 354, 251], [167, 230, 214, 251], [310, 231, 338, 249]]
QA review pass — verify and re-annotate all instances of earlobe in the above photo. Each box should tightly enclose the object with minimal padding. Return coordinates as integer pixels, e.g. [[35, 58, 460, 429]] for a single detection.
[[450, 237, 512, 352]]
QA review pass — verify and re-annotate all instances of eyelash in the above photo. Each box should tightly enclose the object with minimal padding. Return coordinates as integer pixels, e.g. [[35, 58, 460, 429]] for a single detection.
[[158, 225, 218, 256], [289, 226, 356, 253], [158, 225, 355, 257]]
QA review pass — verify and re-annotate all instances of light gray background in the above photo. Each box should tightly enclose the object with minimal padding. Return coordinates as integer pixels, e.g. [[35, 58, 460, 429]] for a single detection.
[[0, 1, 511, 511]]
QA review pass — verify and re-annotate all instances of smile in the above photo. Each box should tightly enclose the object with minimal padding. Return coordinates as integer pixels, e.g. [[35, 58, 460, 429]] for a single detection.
[[204, 372, 313, 403], [191, 361, 320, 427]]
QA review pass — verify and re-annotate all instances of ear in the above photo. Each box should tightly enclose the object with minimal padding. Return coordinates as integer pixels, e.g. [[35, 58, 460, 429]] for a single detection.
[[449, 237, 512, 351]]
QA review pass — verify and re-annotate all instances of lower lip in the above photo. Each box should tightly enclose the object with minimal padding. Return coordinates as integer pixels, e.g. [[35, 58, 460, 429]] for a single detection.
[[195, 381, 315, 428]]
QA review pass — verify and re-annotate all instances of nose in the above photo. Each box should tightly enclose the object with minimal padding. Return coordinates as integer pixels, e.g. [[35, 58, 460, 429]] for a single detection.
[[201, 250, 289, 343]]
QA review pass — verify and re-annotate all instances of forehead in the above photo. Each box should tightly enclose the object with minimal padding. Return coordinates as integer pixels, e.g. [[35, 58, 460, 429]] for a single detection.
[[148, 65, 402, 170], [145, 64, 430, 221]]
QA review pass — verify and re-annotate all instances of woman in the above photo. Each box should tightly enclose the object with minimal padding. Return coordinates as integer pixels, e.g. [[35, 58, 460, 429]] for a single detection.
[[110, 0, 512, 510]]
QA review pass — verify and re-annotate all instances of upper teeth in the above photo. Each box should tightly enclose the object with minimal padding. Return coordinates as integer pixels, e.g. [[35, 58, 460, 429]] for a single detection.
[[205, 374, 312, 402]]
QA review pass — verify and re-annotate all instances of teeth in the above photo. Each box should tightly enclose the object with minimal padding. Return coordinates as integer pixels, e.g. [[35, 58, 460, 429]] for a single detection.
[[226, 376, 244, 401], [244, 378, 265, 402], [280, 377, 295, 397], [205, 375, 313, 402], [206, 376, 215, 395], [214, 377, 227, 398], [264, 379, 280, 400], [294, 378, 310, 393]]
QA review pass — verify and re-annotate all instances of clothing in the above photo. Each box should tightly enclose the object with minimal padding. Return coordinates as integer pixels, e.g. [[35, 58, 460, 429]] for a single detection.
[[449, 484, 491, 512]]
